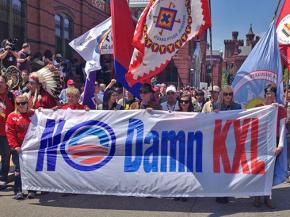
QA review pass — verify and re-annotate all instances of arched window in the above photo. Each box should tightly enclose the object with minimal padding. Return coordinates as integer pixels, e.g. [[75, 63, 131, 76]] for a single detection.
[[0, 0, 26, 48], [55, 13, 73, 58]]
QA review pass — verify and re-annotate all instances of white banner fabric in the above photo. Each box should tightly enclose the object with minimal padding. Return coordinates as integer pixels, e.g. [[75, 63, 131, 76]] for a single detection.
[[21, 105, 278, 197]]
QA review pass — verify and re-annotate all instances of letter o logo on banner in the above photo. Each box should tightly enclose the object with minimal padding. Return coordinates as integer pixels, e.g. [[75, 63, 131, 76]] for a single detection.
[[60, 120, 116, 171]]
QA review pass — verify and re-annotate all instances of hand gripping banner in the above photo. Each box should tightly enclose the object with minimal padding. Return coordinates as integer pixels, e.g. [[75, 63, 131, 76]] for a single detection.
[[126, 0, 211, 86], [21, 106, 278, 197]]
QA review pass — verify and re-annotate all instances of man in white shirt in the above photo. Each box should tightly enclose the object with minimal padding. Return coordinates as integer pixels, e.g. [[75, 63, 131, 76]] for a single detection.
[[161, 85, 180, 112], [202, 86, 220, 112]]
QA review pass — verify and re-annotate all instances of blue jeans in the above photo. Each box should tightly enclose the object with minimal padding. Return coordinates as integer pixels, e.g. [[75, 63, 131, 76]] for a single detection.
[[11, 150, 21, 194], [0, 136, 11, 182]]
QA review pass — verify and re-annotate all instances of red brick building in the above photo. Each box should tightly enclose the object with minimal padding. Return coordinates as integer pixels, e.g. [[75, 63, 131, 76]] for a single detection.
[[223, 25, 260, 84], [0, 0, 207, 87], [0, 0, 110, 57]]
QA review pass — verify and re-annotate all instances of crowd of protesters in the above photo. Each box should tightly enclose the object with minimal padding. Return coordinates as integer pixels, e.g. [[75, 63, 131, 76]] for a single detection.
[[0, 41, 288, 208]]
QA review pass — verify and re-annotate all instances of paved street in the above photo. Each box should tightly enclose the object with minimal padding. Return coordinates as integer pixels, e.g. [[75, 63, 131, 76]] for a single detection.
[[0, 183, 289, 217]]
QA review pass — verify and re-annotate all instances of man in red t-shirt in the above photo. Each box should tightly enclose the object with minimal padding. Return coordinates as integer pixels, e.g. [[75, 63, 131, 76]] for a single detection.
[[55, 87, 88, 110], [0, 75, 15, 189]]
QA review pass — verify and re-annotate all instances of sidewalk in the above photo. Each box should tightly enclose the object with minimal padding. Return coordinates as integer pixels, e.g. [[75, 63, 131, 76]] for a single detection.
[[0, 183, 289, 217]]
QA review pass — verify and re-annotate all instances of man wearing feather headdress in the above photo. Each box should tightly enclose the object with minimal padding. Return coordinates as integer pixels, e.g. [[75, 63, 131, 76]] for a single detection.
[[25, 65, 62, 109]]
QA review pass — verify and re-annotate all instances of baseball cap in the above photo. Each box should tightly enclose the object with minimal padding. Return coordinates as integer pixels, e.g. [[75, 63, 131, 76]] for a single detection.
[[22, 43, 29, 48], [153, 86, 160, 92], [55, 53, 63, 58], [67, 79, 74, 85], [166, 85, 177, 93]]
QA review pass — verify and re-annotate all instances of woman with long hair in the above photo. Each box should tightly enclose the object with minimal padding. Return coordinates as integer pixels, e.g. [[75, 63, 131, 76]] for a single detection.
[[5, 95, 34, 200], [178, 92, 194, 112], [212, 85, 241, 204], [99, 88, 123, 110], [213, 85, 241, 111]]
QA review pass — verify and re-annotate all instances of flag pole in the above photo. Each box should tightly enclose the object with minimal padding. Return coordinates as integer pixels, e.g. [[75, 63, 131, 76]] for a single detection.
[[273, 0, 282, 20], [122, 0, 130, 108], [209, 0, 214, 91], [285, 67, 289, 107]]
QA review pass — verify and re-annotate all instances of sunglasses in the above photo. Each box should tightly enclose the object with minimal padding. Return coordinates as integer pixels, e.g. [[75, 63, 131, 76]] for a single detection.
[[180, 100, 190, 104], [16, 101, 28, 106], [167, 91, 175, 95], [223, 92, 233, 96]]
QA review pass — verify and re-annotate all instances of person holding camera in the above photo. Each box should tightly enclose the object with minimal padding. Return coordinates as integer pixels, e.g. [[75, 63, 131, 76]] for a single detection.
[[53, 53, 65, 77], [0, 41, 18, 69], [17, 43, 31, 72]]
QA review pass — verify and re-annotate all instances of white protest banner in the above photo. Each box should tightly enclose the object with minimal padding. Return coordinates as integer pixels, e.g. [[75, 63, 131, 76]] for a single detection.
[[21, 105, 277, 197]]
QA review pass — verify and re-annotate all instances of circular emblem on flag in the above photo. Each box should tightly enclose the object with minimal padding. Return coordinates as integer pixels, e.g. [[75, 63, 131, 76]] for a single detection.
[[233, 70, 277, 109], [60, 120, 116, 171], [144, 0, 192, 54], [277, 14, 290, 45]]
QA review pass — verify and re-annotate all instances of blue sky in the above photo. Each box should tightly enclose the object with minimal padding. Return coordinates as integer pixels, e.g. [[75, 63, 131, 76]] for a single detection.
[[211, 0, 282, 51]]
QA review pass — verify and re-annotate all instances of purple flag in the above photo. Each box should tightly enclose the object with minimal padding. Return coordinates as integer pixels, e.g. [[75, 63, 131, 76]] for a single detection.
[[82, 70, 96, 109]]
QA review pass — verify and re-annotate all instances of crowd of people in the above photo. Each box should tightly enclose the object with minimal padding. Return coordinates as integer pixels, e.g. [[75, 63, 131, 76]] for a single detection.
[[0, 41, 288, 208]]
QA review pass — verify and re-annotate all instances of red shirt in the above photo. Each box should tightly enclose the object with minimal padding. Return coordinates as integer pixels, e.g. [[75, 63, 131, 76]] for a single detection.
[[61, 103, 86, 110], [5, 111, 34, 149], [30, 90, 57, 109], [0, 92, 15, 136]]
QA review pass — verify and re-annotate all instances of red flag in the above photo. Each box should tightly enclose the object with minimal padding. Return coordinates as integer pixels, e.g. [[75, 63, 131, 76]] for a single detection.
[[126, 0, 211, 86], [110, 0, 142, 97], [276, 0, 290, 70]]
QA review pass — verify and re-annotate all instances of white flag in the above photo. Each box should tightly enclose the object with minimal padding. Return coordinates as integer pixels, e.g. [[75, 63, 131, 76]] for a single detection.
[[69, 17, 112, 73]]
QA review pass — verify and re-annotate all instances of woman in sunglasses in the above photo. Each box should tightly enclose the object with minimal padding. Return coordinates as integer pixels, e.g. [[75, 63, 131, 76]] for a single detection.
[[178, 93, 194, 112], [5, 95, 34, 200], [212, 85, 241, 204], [213, 85, 241, 112]]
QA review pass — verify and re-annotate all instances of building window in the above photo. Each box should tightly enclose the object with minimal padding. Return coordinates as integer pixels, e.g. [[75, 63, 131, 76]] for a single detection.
[[0, 0, 25, 48], [55, 13, 73, 58]]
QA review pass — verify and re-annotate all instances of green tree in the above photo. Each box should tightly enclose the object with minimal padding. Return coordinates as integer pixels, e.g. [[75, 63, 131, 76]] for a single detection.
[[221, 70, 229, 88]]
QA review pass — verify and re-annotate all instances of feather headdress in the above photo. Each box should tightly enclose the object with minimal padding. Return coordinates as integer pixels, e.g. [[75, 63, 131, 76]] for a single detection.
[[30, 65, 62, 98]]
